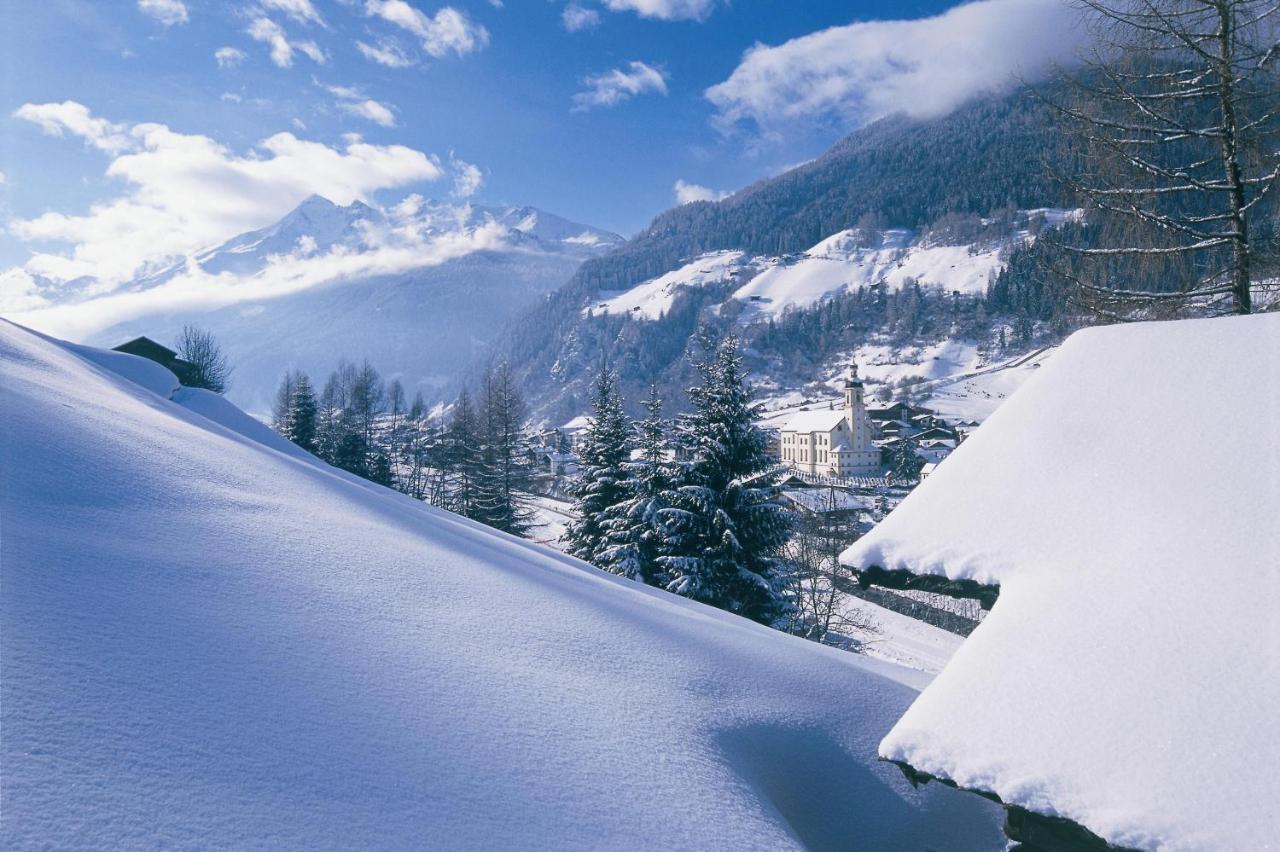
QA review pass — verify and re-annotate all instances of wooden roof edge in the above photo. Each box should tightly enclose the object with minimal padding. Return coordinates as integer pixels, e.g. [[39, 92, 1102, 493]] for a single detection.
[[853, 564, 1000, 610], [884, 758, 1139, 852]]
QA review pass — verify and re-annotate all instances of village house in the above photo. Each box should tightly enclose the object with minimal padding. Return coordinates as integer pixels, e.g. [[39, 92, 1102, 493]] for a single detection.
[[111, 336, 201, 387], [778, 364, 880, 477]]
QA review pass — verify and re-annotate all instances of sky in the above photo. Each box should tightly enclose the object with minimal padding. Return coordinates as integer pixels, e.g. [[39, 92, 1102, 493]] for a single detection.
[[0, 0, 1085, 318]]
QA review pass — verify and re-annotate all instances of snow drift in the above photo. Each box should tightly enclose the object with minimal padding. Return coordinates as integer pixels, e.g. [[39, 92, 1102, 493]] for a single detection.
[[842, 313, 1280, 850], [0, 320, 1002, 848]]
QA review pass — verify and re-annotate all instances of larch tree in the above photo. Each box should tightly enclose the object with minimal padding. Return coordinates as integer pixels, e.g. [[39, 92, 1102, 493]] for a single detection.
[[1048, 0, 1280, 317], [475, 361, 534, 536]]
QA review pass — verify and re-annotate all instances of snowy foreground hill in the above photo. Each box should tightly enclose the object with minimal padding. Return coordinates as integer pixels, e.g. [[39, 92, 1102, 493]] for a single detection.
[[0, 320, 1002, 849]]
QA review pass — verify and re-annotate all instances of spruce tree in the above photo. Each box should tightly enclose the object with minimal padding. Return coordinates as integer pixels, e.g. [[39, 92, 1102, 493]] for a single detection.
[[563, 367, 630, 564], [598, 384, 670, 584], [656, 336, 793, 624], [890, 438, 924, 481], [284, 373, 318, 453]]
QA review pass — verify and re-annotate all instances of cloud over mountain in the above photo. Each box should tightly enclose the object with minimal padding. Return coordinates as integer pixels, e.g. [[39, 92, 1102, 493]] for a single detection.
[[7, 102, 443, 289], [707, 0, 1083, 135]]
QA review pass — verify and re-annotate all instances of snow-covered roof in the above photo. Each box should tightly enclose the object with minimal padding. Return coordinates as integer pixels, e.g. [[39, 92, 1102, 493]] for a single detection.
[[0, 320, 1004, 849], [782, 489, 871, 513], [840, 314, 1280, 850], [781, 408, 846, 433]]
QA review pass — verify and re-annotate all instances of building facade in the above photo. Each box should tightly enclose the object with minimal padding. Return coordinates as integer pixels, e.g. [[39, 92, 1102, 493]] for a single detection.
[[778, 364, 881, 476]]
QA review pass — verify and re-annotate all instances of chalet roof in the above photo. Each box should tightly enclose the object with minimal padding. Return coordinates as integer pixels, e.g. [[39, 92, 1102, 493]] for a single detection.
[[113, 336, 178, 361], [781, 409, 846, 433], [839, 314, 1280, 850]]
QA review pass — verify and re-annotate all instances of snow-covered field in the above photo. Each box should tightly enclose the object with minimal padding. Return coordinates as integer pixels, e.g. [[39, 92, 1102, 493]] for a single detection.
[[845, 313, 1280, 850], [0, 320, 1003, 849]]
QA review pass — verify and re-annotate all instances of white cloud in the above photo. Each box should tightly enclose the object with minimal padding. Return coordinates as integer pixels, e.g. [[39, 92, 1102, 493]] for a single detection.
[[364, 1, 489, 58], [450, 156, 482, 198], [673, 179, 730, 204], [12, 101, 133, 154], [706, 0, 1084, 136], [295, 41, 328, 64], [562, 4, 600, 32], [356, 38, 416, 67], [572, 61, 667, 111], [321, 81, 399, 127], [7, 102, 442, 290], [247, 17, 327, 67], [602, 0, 716, 21], [261, 0, 326, 27], [9, 216, 511, 342], [220, 92, 243, 103], [138, 0, 188, 26], [0, 170, 6, 185], [0, 268, 51, 313], [342, 99, 398, 127], [215, 46, 247, 68]]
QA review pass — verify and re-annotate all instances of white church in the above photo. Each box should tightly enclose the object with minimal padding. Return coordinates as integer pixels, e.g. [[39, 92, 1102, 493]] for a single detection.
[[778, 364, 881, 477]]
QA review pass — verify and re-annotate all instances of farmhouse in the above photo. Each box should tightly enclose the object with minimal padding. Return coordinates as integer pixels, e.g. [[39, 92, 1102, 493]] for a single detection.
[[778, 364, 880, 476], [111, 336, 200, 387]]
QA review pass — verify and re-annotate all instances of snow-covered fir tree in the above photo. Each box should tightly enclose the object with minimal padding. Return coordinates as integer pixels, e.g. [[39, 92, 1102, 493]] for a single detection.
[[598, 385, 671, 584], [656, 336, 793, 625], [283, 373, 317, 453], [890, 439, 924, 481], [563, 366, 630, 564]]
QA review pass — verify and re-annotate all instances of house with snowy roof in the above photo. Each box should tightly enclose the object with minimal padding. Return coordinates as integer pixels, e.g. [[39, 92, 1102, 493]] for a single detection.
[[777, 364, 880, 476], [840, 313, 1280, 850]]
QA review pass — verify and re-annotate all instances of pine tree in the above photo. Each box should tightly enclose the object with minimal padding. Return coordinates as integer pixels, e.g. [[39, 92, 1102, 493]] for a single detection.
[[284, 373, 318, 452], [563, 367, 630, 564], [598, 384, 670, 584], [656, 336, 793, 624]]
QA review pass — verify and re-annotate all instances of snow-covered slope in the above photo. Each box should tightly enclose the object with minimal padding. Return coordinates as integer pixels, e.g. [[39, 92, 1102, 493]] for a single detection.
[[0, 320, 1003, 849], [585, 211, 1076, 328], [841, 314, 1280, 850], [588, 250, 746, 320], [12, 196, 623, 413]]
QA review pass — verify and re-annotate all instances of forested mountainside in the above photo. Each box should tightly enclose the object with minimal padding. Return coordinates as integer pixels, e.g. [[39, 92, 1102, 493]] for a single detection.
[[498, 85, 1083, 423]]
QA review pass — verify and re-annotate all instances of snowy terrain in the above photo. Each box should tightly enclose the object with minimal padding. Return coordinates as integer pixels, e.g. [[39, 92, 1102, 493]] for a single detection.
[[587, 250, 747, 320], [756, 339, 1053, 432], [842, 314, 1280, 850], [10, 196, 623, 414], [526, 492, 963, 675], [586, 210, 1077, 327], [0, 320, 1004, 849]]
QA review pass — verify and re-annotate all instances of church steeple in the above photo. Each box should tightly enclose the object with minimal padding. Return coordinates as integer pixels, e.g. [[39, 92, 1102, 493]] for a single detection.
[[844, 361, 864, 411]]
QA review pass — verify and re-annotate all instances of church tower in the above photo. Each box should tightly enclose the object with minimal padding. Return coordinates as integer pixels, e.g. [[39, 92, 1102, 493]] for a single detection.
[[836, 361, 880, 475]]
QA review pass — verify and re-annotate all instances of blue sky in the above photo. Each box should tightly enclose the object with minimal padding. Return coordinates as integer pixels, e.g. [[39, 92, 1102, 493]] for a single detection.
[[0, 0, 1082, 305]]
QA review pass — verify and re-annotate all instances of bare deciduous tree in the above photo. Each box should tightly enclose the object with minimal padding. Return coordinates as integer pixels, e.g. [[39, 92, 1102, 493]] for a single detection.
[[1047, 0, 1280, 317], [781, 489, 879, 648], [175, 325, 232, 393]]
